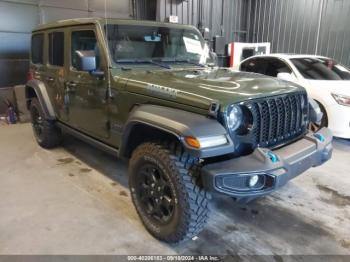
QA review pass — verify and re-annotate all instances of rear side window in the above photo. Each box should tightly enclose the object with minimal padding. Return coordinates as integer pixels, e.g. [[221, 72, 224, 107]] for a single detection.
[[240, 58, 268, 75], [31, 34, 44, 64], [49, 32, 64, 66], [265, 58, 292, 77]]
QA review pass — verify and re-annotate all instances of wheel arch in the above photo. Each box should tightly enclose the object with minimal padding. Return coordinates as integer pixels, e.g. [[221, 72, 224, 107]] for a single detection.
[[25, 80, 56, 120], [312, 99, 329, 126], [120, 122, 180, 159], [119, 104, 233, 159]]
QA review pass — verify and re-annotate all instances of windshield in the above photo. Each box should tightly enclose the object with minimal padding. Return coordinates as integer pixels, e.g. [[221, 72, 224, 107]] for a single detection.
[[291, 57, 350, 80], [104, 24, 213, 67]]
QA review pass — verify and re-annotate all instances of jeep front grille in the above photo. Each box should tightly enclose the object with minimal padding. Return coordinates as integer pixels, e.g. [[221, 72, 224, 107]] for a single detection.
[[247, 92, 308, 148]]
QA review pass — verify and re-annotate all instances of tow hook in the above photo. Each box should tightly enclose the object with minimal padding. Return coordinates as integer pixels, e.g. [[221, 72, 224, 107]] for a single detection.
[[267, 151, 279, 163], [314, 133, 325, 142]]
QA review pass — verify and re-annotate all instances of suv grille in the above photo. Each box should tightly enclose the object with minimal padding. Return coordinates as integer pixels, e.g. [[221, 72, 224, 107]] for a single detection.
[[246, 92, 308, 148]]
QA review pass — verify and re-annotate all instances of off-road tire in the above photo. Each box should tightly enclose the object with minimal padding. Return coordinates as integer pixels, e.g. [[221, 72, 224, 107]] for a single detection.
[[30, 98, 62, 149], [129, 142, 210, 243]]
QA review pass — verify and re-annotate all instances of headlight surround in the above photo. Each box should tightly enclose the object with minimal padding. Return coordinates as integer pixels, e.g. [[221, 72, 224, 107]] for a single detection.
[[226, 105, 243, 131], [332, 93, 350, 107]]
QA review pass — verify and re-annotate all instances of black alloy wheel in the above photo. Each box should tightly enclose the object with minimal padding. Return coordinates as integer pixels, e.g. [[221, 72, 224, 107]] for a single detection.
[[137, 164, 175, 224]]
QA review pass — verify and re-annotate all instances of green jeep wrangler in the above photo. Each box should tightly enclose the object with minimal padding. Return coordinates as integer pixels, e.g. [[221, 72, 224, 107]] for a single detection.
[[26, 18, 333, 243]]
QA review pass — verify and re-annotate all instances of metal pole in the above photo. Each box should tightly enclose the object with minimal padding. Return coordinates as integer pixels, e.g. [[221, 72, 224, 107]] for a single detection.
[[340, 0, 350, 63], [315, 0, 325, 55], [287, 0, 295, 53], [306, 0, 315, 53], [276, 0, 283, 52]]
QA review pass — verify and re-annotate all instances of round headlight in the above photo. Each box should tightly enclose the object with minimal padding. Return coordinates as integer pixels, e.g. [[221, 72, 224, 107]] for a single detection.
[[227, 105, 243, 131]]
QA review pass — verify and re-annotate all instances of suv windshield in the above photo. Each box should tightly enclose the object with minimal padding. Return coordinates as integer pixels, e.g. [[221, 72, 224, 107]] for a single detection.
[[105, 24, 213, 67], [291, 57, 350, 80]]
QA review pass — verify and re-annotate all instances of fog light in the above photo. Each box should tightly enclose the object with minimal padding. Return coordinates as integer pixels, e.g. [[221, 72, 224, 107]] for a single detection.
[[249, 175, 259, 188]]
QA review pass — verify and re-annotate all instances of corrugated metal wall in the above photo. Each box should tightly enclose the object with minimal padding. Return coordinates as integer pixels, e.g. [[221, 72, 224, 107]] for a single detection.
[[249, 0, 350, 67], [1, 0, 350, 87], [156, 0, 249, 43], [0, 0, 132, 87]]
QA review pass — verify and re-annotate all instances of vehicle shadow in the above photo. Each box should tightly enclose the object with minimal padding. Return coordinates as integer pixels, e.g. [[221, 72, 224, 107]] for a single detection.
[[61, 133, 129, 188]]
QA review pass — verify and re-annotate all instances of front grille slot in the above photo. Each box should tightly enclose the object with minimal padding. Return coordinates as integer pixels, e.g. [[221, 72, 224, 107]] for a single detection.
[[247, 92, 307, 148]]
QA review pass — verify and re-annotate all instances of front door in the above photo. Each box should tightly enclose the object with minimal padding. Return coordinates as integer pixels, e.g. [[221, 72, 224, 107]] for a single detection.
[[65, 26, 109, 139]]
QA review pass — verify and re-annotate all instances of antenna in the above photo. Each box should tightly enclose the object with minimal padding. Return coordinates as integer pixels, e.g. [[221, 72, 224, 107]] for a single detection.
[[104, 0, 112, 98]]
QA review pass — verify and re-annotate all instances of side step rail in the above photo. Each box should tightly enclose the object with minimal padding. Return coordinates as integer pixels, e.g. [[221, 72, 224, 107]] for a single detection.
[[56, 122, 119, 157]]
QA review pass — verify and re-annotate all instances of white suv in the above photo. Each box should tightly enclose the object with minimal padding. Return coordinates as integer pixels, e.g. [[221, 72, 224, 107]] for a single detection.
[[239, 54, 350, 139]]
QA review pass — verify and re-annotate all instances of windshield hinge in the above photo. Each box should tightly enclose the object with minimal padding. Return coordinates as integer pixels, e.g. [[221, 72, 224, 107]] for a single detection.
[[208, 102, 220, 118]]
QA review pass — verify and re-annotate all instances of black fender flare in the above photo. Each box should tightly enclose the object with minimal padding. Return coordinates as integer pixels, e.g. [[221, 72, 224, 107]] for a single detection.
[[26, 79, 56, 120], [120, 105, 234, 158]]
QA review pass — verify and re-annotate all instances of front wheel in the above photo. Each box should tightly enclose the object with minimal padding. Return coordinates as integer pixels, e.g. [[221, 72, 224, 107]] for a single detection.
[[129, 142, 210, 243]]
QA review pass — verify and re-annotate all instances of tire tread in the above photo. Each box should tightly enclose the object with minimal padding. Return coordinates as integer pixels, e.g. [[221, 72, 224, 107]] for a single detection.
[[129, 141, 210, 243]]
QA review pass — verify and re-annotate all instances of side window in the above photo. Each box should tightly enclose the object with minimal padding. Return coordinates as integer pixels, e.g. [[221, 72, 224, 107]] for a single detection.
[[240, 58, 254, 71], [265, 58, 292, 77], [31, 34, 44, 64], [71, 30, 99, 70], [48, 32, 64, 66], [240, 58, 267, 75]]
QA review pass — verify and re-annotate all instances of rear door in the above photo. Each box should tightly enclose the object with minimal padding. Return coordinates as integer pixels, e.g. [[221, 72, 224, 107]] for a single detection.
[[42, 30, 69, 122]]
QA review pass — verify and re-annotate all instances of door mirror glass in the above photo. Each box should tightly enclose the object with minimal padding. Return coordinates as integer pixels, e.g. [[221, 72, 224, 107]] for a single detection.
[[75, 50, 97, 72], [277, 72, 296, 82]]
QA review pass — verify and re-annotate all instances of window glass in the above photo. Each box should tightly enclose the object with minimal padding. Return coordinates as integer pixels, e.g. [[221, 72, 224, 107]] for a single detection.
[[31, 34, 44, 64], [71, 30, 99, 69], [105, 24, 214, 66], [291, 57, 350, 80], [48, 32, 64, 66], [265, 58, 292, 77], [240, 58, 268, 75]]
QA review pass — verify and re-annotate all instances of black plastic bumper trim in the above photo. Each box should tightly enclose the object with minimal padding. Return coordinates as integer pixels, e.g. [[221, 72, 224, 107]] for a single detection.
[[201, 128, 333, 201]]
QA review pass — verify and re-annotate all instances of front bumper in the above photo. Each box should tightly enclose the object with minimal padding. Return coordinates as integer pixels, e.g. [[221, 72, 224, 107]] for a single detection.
[[327, 103, 350, 139], [201, 128, 333, 202]]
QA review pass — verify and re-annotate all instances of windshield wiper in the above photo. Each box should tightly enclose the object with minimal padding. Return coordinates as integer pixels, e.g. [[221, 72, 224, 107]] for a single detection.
[[116, 59, 172, 69], [159, 58, 206, 68], [146, 59, 172, 69]]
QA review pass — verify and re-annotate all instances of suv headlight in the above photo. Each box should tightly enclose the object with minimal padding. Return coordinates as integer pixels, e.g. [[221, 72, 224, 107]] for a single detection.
[[226, 105, 243, 131], [332, 93, 350, 107]]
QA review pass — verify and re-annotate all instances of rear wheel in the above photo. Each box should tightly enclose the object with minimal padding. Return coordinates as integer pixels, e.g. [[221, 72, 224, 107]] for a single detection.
[[129, 142, 210, 243], [30, 98, 62, 149]]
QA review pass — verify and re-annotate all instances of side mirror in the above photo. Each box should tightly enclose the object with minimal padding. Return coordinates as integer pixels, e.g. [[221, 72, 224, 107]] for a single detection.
[[277, 72, 296, 82], [75, 50, 97, 72]]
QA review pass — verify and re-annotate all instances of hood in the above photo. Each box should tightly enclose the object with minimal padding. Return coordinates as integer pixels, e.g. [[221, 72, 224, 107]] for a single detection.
[[117, 68, 305, 110], [307, 79, 350, 97]]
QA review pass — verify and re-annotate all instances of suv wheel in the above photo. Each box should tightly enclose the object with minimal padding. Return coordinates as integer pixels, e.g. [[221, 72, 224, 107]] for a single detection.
[[309, 102, 328, 132], [129, 142, 210, 243], [30, 98, 62, 149]]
